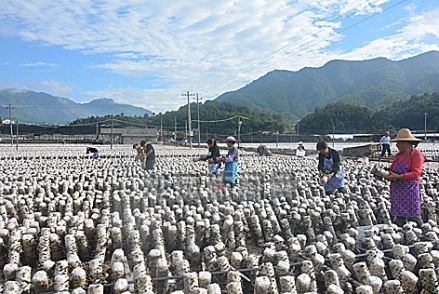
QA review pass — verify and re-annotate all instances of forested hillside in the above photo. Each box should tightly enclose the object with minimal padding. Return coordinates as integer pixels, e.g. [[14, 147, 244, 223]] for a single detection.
[[70, 101, 286, 137], [374, 92, 439, 131], [298, 92, 439, 134], [215, 51, 439, 120], [0, 89, 153, 124]]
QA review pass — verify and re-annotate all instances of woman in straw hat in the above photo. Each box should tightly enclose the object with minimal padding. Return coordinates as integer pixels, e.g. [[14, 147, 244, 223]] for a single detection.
[[217, 136, 239, 187], [384, 128, 424, 227]]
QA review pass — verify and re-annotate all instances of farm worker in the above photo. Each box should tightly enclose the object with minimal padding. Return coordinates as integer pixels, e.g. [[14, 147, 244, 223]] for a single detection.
[[199, 138, 221, 174], [380, 131, 391, 158], [86, 147, 99, 160], [143, 141, 155, 170], [384, 128, 424, 227], [297, 141, 306, 157], [316, 141, 346, 195], [217, 136, 239, 187], [133, 143, 143, 162]]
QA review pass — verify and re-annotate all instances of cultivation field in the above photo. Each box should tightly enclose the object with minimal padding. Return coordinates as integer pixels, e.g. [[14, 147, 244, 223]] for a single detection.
[[1, 144, 439, 293]]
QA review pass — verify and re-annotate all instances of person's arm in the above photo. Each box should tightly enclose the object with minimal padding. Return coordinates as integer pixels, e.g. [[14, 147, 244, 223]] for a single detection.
[[379, 136, 384, 145], [405, 150, 424, 180], [318, 153, 324, 174], [224, 148, 238, 162], [330, 149, 341, 174], [385, 151, 423, 181], [383, 155, 399, 181], [144, 145, 153, 158], [201, 147, 212, 160]]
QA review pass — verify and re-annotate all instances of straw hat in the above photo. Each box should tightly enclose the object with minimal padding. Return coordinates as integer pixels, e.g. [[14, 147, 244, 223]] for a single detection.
[[390, 128, 421, 142]]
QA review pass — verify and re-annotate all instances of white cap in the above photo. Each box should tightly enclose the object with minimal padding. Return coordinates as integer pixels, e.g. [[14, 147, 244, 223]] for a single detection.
[[298, 141, 303, 145]]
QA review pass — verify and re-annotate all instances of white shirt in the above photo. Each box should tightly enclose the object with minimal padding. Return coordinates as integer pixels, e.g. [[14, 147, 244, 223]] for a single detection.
[[380, 135, 391, 145]]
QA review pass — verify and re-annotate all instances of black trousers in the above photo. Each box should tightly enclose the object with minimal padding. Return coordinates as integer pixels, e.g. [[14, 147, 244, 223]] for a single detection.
[[395, 216, 423, 227], [325, 186, 346, 195], [380, 144, 391, 156]]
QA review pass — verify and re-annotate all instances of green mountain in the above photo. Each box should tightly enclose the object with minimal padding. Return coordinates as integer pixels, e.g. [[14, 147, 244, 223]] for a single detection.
[[298, 92, 439, 134], [0, 89, 153, 124], [215, 51, 439, 119]]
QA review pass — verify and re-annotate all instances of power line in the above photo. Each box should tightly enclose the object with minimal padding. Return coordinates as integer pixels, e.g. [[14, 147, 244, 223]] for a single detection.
[[253, 0, 408, 78], [0, 104, 151, 110], [201, 0, 407, 96], [201, 0, 382, 94], [195, 115, 250, 123]]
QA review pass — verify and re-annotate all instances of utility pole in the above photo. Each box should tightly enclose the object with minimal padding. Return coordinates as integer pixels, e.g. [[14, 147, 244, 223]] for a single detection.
[[275, 123, 279, 148], [160, 113, 163, 144], [6, 104, 14, 145], [182, 91, 195, 149], [237, 116, 242, 148], [185, 120, 188, 146], [174, 117, 177, 142], [16, 121, 18, 150], [111, 115, 114, 149], [193, 94, 202, 146], [424, 113, 428, 141]]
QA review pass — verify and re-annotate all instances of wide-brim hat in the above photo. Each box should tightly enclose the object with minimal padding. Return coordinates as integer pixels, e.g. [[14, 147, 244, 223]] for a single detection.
[[390, 128, 421, 142], [226, 136, 239, 142], [298, 141, 303, 145]]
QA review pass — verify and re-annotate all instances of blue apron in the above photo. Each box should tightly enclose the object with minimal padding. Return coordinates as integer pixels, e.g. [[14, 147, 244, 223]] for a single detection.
[[223, 147, 238, 184], [208, 163, 221, 174], [323, 156, 345, 193]]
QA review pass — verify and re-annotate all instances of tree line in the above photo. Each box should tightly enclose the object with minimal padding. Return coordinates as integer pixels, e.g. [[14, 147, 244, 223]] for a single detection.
[[69, 101, 286, 137], [298, 92, 439, 134]]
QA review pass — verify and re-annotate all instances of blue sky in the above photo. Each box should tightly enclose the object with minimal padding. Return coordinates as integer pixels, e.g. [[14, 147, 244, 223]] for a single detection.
[[0, 0, 438, 114]]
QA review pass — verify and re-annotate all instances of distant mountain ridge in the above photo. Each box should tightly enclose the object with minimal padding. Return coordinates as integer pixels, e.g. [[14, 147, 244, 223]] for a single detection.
[[0, 89, 153, 124], [215, 51, 439, 120]]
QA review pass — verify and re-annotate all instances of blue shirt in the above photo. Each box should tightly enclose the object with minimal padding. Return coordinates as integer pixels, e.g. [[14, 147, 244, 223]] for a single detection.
[[380, 135, 391, 145]]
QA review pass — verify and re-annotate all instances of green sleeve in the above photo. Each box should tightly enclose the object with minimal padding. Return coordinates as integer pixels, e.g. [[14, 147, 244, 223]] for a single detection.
[[318, 153, 324, 172], [332, 162, 340, 174], [331, 149, 340, 173]]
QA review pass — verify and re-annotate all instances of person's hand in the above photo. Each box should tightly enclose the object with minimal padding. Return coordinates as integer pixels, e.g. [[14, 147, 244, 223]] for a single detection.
[[318, 171, 323, 177], [384, 171, 403, 181], [327, 173, 334, 181]]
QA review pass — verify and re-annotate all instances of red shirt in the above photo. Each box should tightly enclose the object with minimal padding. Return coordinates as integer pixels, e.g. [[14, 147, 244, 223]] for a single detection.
[[389, 148, 424, 180]]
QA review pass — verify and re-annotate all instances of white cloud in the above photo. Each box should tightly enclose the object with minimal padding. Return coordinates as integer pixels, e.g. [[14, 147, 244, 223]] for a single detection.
[[336, 7, 439, 61], [20, 62, 59, 69], [0, 0, 438, 113], [41, 80, 73, 95]]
